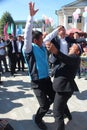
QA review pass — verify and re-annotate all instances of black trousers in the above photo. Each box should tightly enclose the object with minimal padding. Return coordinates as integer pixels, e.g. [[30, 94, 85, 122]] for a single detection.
[[53, 92, 72, 130], [33, 77, 55, 122], [8, 53, 17, 75], [17, 53, 25, 70]]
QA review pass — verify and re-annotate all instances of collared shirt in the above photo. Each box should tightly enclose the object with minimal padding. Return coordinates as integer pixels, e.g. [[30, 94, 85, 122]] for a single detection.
[[17, 41, 22, 52], [60, 38, 68, 55], [11, 41, 15, 53]]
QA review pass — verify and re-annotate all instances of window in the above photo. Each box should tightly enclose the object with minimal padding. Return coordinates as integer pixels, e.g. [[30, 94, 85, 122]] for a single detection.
[[68, 16, 72, 23]]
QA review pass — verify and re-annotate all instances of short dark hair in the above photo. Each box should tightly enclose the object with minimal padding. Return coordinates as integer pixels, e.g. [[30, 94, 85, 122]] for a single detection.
[[32, 30, 42, 42], [74, 32, 80, 35], [57, 25, 65, 29]]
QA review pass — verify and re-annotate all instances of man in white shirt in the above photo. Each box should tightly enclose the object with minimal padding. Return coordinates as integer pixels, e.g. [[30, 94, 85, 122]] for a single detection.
[[16, 35, 25, 71], [0, 37, 8, 73]]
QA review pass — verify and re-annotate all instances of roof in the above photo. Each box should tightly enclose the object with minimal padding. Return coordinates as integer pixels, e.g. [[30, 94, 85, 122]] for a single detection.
[[62, 0, 87, 8]]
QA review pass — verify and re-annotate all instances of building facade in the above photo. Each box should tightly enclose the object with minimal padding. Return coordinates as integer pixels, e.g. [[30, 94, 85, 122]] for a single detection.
[[14, 20, 47, 36], [55, 0, 87, 32], [14, 20, 26, 36]]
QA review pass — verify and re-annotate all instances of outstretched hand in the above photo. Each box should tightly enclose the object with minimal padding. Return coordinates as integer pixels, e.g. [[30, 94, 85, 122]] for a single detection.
[[29, 2, 39, 16]]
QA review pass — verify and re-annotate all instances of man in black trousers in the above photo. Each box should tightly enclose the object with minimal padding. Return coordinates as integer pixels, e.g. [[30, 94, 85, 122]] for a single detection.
[[46, 41, 81, 130], [7, 34, 18, 76]]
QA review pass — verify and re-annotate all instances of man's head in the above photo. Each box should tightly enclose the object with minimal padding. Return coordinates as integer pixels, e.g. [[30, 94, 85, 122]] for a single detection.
[[73, 32, 80, 39], [32, 30, 43, 47], [17, 35, 22, 41], [57, 25, 66, 38], [8, 34, 14, 40], [69, 44, 82, 56]]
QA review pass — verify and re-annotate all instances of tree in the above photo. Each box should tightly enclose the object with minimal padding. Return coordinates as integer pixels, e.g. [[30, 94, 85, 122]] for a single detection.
[[0, 11, 14, 36]]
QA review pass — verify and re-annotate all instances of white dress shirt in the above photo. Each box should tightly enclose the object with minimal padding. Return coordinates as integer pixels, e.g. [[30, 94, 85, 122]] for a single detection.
[[60, 38, 68, 55], [11, 41, 15, 53]]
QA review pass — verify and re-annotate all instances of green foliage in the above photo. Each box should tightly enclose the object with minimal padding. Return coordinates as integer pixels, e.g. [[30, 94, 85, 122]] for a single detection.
[[0, 11, 14, 36]]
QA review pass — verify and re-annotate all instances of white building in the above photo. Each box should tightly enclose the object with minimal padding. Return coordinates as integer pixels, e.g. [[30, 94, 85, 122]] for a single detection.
[[55, 0, 87, 32]]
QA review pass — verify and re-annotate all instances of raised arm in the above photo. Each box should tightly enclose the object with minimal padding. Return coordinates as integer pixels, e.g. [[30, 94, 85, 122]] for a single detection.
[[43, 26, 63, 46], [23, 2, 39, 53]]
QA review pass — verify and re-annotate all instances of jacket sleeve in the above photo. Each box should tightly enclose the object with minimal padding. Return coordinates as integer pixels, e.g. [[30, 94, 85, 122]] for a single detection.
[[23, 16, 33, 53], [76, 38, 87, 43], [66, 36, 87, 44], [57, 51, 80, 65], [43, 28, 58, 46]]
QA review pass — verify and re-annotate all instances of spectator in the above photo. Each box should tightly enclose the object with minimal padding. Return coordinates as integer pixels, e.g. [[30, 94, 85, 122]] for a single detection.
[[73, 32, 82, 78], [6, 34, 18, 76], [0, 37, 9, 73], [16, 35, 25, 71]]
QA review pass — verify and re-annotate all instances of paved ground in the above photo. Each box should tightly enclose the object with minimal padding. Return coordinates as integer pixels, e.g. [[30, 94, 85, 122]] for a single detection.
[[0, 70, 87, 130]]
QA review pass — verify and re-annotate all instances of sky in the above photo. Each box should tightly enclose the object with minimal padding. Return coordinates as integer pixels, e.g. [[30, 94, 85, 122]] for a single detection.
[[0, 0, 75, 26]]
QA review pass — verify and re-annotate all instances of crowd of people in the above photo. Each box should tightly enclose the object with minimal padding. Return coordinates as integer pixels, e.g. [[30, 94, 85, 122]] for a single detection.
[[0, 1, 87, 130], [0, 34, 26, 84]]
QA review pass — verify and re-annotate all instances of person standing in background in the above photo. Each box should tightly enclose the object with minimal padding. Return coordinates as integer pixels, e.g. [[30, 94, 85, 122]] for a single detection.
[[6, 34, 18, 76], [0, 37, 9, 73], [16, 35, 25, 72], [73, 32, 82, 79]]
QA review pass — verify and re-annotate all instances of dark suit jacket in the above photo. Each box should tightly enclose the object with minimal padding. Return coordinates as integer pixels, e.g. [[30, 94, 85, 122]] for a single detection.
[[53, 51, 80, 93], [7, 39, 18, 56], [50, 36, 86, 65]]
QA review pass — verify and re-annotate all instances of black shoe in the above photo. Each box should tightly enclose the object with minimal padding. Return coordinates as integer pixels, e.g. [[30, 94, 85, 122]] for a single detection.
[[33, 115, 47, 130], [35, 120, 47, 130], [64, 114, 72, 121]]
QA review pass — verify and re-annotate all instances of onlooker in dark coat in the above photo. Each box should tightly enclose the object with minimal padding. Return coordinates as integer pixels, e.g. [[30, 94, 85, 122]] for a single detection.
[[6, 34, 18, 76]]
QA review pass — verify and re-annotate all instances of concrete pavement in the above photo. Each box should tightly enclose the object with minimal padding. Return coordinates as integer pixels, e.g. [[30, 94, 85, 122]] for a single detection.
[[0, 70, 87, 130]]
